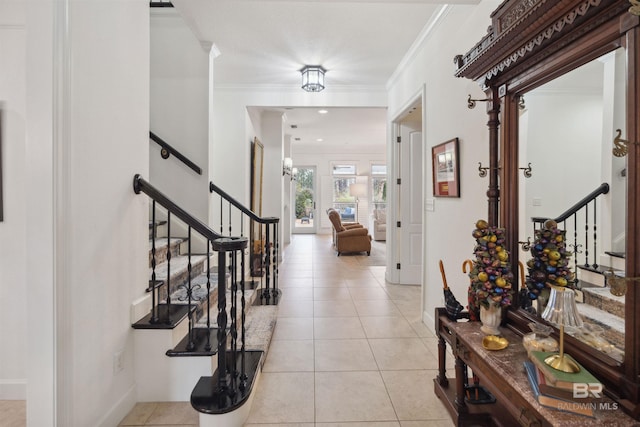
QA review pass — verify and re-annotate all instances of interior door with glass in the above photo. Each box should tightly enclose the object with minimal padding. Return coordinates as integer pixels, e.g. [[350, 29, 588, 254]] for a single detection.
[[292, 166, 317, 234]]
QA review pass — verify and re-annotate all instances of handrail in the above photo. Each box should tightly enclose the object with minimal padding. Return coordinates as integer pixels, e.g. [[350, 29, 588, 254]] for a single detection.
[[209, 181, 279, 224], [532, 183, 609, 224], [149, 131, 202, 175], [134, 174, 219, 240]]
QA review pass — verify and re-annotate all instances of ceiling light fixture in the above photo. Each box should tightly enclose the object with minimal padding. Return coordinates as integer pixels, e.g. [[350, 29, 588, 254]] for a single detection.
[[301, 65, 326, 92], [318, 109, 329, 114]]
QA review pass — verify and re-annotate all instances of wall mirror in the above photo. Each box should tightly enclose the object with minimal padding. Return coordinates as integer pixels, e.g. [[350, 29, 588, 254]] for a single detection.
[[517, 48, 627, 363]]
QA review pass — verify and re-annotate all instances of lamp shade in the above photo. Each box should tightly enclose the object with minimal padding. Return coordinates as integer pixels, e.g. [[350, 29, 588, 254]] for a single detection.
[[349, 183, 367, 198], [541, 286, 583, 328], [301, 65, 326, 92]]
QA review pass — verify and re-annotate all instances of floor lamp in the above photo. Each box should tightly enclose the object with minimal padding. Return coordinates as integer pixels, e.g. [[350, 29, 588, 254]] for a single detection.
[[349, 183, 367, 223]]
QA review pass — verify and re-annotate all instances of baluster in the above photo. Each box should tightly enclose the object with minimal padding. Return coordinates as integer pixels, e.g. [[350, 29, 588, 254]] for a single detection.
[[220, 198, 224, 235], [230, 249, 238, 386], [216, 245, 229, 401], [273, 222, 279, 301], [150, 201, 159, 323], [186, 226, 195, 351], [264, 223, 272, 304], [205, 240, 211, 352], [229, 202, 232, 236], [593, 199, 599, 269], [573, 213, 579, 285], [165, 212, 172, 324], [584, 206, 590, 267], [240, 245, 247, 390]]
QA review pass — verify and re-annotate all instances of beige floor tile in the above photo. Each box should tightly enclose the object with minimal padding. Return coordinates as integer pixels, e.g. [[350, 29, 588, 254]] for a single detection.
[[400, 421, 455, 427], [313, 277, 348, 288], [354, 299, 402, 317], [314, 300, 358, 317], [246, 372, 315, 424], [118, 402, 157, 425], [262, 339, 315, 372], [348, 287, 391, 300], [145, 402, 199, 425], [383, 284, 422, 301], [314, 339, 378, 371], [280, 287, 314, 301], [369, 338, 437, 370], [381, 370, 451, 421], [245, 424, 314, 427], [318, 423, 400, 427], [0, 401, 26, 427], [272, 317, 314, 340], [315, 371, 396, 422], [314, 317, 366, 339], [360, 316, 418, 339], [314, 287, 353, 301], [277, 299, 314, 318], [408, 318, 435, 337]]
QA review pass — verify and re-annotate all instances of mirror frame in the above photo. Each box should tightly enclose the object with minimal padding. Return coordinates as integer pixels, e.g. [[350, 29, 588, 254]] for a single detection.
[[454, 0, 640, 416]]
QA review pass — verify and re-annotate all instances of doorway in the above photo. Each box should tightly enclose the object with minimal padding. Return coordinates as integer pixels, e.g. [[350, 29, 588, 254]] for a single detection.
[[389, 97, 423, 285], [292, 166, 317, 234]]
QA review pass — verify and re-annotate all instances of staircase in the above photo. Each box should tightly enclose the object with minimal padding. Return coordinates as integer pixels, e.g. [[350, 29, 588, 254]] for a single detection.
[[573, 252, 625, 362], [132, 175, 278, 425], [529, 183, 626, 363]]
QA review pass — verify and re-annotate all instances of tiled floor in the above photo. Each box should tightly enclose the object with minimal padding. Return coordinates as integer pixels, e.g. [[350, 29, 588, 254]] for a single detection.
[[2, 234, 454, 427]]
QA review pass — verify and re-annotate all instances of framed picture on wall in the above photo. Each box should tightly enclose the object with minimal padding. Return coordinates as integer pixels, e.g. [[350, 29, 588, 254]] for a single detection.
[[432, 138, 460, 197]]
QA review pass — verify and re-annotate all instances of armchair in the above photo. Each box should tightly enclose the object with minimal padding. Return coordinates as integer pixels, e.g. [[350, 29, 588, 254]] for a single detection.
[[371, 209, 387, 241], [326, 208, 371, 256]]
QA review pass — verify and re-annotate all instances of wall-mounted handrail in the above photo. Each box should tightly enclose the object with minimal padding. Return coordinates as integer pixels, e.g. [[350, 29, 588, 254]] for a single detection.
[[134, 174, 218, 240], [209, 182, 278, 224], [149, 131, 202, 176], [532, 183, 609, 224]]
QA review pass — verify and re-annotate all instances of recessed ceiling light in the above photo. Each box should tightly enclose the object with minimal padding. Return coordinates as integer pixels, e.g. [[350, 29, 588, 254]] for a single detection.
[[316, 138, 323, 142], [318, 109, 328, 114]]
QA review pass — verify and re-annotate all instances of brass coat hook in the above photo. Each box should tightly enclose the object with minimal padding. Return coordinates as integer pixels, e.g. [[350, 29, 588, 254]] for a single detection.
[[613, 129, 639, 157], [468, 94, 489, 109], [518, 238, 531, 251], [477, 162, 500, 177], [520, 163, 532, 178]]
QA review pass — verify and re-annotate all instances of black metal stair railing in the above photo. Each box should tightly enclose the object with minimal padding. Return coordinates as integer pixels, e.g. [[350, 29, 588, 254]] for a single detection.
[[133, 174, 260, 413], [210, 181, 280, 305], [531, 182, 610, 285]]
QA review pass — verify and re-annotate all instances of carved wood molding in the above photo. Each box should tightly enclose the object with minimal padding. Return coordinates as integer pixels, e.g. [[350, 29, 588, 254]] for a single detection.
[[455, 0, 628, 84]]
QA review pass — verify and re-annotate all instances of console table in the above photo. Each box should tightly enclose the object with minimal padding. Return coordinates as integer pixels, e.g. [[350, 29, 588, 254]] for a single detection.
[[433, 308, 638, 426]]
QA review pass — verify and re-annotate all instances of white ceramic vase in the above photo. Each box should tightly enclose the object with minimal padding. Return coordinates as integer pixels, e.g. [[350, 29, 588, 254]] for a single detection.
[[480, 302, 502, 335]]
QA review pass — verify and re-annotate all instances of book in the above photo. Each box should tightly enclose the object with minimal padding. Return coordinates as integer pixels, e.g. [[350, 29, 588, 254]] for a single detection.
[[524, 361, 595, 418], [531, 361, 596, 403], [529, 350, 602, 392]]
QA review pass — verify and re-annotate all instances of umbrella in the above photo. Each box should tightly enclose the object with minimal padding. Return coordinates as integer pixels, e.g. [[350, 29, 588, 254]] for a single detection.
[[439, 260, 464, 320], [518, 261, 534, 312]]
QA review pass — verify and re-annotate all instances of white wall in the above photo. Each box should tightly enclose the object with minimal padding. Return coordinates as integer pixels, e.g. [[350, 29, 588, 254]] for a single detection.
[[387, 1, 502, 330], [151, 9, 210, 222], [0, 1, 27, 400], [20, 2, 149, 426]]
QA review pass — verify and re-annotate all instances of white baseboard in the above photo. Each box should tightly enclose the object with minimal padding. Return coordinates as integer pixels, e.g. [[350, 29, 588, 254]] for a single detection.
[[0, 379, 27, 399], [96, 384, 136, 427]]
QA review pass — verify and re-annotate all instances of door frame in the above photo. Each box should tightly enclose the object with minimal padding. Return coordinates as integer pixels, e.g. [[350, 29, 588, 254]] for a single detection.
[[387, 87, 426, 286], [292, 165, 317, 234]]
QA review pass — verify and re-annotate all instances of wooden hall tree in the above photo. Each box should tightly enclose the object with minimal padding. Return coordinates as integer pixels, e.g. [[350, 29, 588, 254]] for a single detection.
[[453, 0, 640, 419]]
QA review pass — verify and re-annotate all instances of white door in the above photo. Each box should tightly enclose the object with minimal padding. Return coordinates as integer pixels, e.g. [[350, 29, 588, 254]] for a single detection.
[[292, 166, 317, 234], [398, 130, 423, 284]]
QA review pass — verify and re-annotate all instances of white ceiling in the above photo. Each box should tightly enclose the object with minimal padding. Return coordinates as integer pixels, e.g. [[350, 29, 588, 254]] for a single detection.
[[169, 0, 478, 148]]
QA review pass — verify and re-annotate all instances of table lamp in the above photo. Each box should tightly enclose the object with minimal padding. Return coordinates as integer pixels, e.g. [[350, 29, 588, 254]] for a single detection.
[[541, 285, 583, 373]]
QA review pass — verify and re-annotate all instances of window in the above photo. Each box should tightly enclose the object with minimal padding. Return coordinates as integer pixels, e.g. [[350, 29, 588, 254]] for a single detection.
[[371, 164, 387, 211], [332, 163, 357, 221]]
